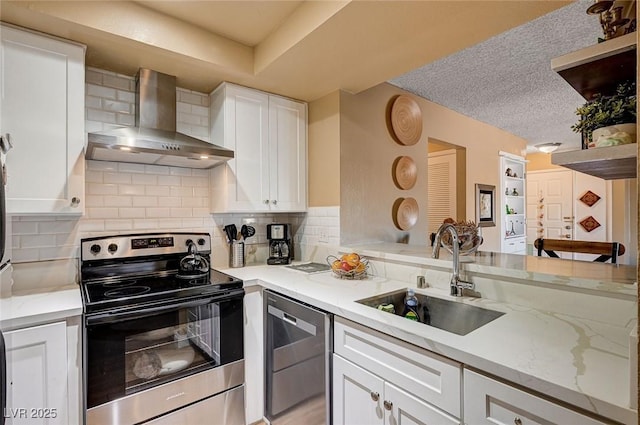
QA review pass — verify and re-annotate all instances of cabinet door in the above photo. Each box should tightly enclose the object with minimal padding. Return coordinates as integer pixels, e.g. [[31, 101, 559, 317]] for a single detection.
[[333, 354, 384, 425], [4, 322, 68, 425], [1, 25, 85, 215], [334, 318, 461, 417], [222, 84, 270, 211], [464, 369, 608, 425], [243, 288, 264, 424], [385, 382, 459, 425], [268, 95, 307, 212]]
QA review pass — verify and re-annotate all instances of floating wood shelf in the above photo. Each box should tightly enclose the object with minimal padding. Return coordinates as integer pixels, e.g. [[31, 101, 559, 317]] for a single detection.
[[551, 144, 637, 180], [550, 33, 637, 179], [552, 32, 636, 100]]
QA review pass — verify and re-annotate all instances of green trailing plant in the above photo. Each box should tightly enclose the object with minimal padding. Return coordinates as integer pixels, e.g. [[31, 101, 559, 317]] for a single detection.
[[571, 80, 637, 143]]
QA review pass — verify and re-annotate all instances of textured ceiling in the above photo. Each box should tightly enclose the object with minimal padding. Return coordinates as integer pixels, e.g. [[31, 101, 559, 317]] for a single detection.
[[389, 0, 603, 152]]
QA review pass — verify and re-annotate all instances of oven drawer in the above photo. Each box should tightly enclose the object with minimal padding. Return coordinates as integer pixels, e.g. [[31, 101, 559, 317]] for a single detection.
[[144, 385, 245, 425], [87, 360, 244, 425]]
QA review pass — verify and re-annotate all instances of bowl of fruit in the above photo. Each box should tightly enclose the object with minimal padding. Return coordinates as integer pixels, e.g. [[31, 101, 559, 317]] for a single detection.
[[327, 252, 369, 280]]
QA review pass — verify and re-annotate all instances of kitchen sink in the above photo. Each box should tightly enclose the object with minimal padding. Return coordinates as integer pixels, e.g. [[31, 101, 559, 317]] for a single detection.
[[356, 289, 505, 336]]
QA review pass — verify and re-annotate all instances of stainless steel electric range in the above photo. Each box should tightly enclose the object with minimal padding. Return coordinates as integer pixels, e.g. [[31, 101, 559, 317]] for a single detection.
[[80, 232, 245, 425]]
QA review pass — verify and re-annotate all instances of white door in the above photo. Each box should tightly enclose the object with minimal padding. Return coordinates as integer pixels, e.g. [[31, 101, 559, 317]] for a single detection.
[[333, 354, 384, 425], [5, 322, 68, 425], [385, 382, 459, 425], [526, 170, 573, 259], [268, 95, 307, 212], [427, 150, 457, 234]]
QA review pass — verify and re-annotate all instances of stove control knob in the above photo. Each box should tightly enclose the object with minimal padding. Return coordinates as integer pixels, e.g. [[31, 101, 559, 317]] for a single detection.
[[108, 243, 118, 254], [185, 239, 193, 247], [90, 244, 101, 255], [197, 238, 206, 246]]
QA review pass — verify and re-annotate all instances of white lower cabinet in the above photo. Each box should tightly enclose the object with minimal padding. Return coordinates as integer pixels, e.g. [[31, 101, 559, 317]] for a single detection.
[[333, 317, 461, 425], [333, 355, 459, 425], [463, 369, 609, 425], [243, 287, 264, 424], [4, 321, 79, 425]]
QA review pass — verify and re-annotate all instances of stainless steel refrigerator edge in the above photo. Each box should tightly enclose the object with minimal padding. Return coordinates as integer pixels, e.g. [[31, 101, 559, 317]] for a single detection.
[[264, 290, 332, 424], [0, 133, 13, 425]]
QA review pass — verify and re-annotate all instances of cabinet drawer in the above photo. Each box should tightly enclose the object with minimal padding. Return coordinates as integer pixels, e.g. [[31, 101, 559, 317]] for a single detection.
[[504, 237, 526, 253], [145, 385, 244, 425], [334, 317, 461, 417], [464, 369, 610, 425]]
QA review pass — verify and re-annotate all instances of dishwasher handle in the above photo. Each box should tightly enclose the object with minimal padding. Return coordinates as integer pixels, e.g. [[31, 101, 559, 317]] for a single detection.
[[267, 304, 317, 336]]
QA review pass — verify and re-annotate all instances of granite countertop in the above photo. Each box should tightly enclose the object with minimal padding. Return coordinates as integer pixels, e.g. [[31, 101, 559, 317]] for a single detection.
[[222, 263, 637, 425], [0, 285, 83, 330]]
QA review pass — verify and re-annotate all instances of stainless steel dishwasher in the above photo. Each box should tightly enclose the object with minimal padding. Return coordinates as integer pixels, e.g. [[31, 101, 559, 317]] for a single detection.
[[264, 290, 332, 425]]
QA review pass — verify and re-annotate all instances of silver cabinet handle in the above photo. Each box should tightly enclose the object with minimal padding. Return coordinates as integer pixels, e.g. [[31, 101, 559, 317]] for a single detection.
[[383, 400, 392, 411], [264, 200, 269, 205], [271, 200, 277, 205], [514, 418, 522, 425], [71, 197, 81, 207], [370, 391, 379, 402]]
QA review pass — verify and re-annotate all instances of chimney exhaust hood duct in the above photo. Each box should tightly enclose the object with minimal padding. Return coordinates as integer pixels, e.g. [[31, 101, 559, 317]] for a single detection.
[[86, 69, 233, 169]]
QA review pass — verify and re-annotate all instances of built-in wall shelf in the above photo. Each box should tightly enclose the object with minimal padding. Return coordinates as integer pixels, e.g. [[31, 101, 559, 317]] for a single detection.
[[551, 144, 637, 180], [551, 32, 636, 100]]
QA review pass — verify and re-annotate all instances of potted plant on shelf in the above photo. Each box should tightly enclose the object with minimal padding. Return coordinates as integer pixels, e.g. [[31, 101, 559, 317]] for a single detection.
[[571, 80, 637, 149]]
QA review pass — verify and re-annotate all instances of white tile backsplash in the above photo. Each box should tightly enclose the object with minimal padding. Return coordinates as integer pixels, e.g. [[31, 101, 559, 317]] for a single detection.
[[11, 68, 341, 277]]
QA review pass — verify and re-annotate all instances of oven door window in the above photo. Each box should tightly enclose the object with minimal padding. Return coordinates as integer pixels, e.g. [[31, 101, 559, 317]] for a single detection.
[[125, 303, 219, 391], [86, 295, 243, 409]]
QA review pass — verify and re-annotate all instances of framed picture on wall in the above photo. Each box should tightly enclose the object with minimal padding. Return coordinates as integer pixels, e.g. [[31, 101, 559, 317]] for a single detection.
[[476, 184, 496, 227]]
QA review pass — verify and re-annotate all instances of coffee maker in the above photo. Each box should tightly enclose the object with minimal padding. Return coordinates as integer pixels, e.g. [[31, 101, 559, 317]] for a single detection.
[[267, 224, 293, 265]]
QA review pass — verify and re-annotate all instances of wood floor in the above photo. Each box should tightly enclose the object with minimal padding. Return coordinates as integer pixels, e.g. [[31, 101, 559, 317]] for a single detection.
[[251, 395, 326, 425]]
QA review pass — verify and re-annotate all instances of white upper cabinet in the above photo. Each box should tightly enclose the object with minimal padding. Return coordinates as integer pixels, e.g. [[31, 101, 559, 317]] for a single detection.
[[210, 82, 307, 213], [0, 24, 86, 215]]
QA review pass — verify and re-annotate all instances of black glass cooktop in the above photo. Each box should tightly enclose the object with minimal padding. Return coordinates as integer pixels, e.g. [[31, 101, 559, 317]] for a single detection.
[[82, 269, 242, 314]]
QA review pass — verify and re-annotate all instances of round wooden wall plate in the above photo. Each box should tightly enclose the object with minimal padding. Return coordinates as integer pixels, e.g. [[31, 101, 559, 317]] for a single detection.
[[390, 95, 422, 146], [392, 156, 417, 190], [392, 197, 419, 231]]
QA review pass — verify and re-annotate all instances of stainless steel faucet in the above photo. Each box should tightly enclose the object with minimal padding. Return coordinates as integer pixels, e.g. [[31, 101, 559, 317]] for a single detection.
[[432, 223, 475, 297]]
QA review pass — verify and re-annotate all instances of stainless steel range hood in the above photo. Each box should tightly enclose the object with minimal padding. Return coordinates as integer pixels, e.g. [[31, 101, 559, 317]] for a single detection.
[[86, 69, 233, 169]]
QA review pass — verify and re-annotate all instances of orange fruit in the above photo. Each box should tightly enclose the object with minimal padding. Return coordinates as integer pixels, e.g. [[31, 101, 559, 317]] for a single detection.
[[331, 259, 342, 270], [344, 253, 361, 267]]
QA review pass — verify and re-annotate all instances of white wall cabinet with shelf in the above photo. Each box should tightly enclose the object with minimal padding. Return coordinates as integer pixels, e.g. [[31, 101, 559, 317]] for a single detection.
[[500, 152, 527, 254], [0, 24, 86, 215], [210, 82, 307, 213], [4, 320, 81, 425], [332, 317, 461, 425]]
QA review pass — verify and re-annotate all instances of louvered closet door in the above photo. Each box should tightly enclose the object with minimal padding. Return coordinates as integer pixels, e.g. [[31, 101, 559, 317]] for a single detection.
[[427, 150, 457, 234]]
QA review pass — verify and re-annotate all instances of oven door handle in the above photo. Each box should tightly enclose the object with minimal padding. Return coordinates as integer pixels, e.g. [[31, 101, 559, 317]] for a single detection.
[[86, 292, 240, 325]]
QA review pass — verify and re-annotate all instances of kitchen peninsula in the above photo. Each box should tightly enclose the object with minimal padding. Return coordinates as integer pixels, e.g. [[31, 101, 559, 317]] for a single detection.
[[226, 244, 637, 425]]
